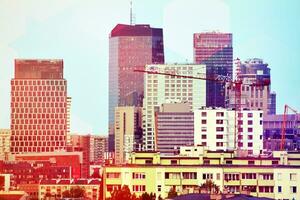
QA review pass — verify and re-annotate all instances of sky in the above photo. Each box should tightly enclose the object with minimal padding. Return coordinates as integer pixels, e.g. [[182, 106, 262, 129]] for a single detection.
[[0, 0, 299, 135]]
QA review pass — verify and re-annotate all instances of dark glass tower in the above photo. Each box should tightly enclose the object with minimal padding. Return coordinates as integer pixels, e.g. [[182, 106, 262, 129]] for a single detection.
[[193, 32, 233, 108], [108, 24, 164, 151]]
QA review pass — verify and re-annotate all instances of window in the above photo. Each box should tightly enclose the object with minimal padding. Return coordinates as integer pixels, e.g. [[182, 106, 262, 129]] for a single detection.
[[132, 185, 146, 192], [290, 173, 297, 181], [107, 173, 121, 179], [216, 119, 223, 124], [182, 172, 197, 179], [278, 186, 282, 193], [201, 127, 207, 132], [145, 160, 153, 164], [201, 119, 207, 124], [242, 173, 256, 179], [202, 173, 213, 180], [248, 120, 253, 125], [248, 113, 253, 118], [201, 135, 207, 139], [272, 160, 278, 165], [216, 127, 224, 132], [224, 173, 240, 181], [248, 135, 253, 140], [248, 128, 253, 132], [171, 160, 177, 165], [291, 186, 297, 193], [132, 173, 146, 179], [216, 135, 223, 139], [248, 160, 255, 165], [248, 142, 253, 147], [201, 112, 207, 117], [216, 142, 223, 147], [216, 112, 224, 117], [165, 172, 180, 179], [157, 185, 161, 192], [259, 173, 274, 180]]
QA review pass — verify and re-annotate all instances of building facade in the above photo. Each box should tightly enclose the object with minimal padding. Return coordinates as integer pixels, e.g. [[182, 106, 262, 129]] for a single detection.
[[194, 32, 233, 108], [226, 58, 273, 115], [0, 129, 10, 161], [39, 179, 101, 200], [89, 135, 108, 165], [114, 107, 142, 164], [108, 24, 164, 152], [11, 59, 69, 154], [156, 103, 194, 155], [194, 108, 263, 155], [263, 114, 300, 151], [143, 64, 206, 151], [103, 150, 300, 200]]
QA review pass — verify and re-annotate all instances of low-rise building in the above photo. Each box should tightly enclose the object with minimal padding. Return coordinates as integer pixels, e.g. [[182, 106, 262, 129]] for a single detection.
[[103, 149, 300, 200], [39, 179, 101, 200]]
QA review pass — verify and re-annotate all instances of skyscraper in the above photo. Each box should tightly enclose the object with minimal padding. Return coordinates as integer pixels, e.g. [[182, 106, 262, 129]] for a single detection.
[[193, 32, 233, 108], [108, 24, 164, 151], [143, 64, 206, 151], [10, 59, 69, 153], [226, 58, 272, 115]]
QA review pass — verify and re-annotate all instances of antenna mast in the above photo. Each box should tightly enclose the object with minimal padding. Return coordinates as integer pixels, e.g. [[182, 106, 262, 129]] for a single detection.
[[130, 0, 133, 25]]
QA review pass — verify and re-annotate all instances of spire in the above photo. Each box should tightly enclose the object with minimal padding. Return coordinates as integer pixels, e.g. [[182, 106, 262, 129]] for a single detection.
[[130, 0, 133, 25]]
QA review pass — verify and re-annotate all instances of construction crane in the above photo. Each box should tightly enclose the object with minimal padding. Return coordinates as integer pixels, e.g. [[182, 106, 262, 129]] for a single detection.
[[134, 60, 270, 150], [280, 105, 299, 151]]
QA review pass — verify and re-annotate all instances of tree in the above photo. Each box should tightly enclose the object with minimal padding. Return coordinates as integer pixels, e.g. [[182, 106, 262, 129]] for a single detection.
[[167, 187, 177, 199], [139, 192, 155, 200], [109, 185, 132, 200], [62, 186, 86, 198], [199, 180, 220, 194], [158, 195, 163, 200]]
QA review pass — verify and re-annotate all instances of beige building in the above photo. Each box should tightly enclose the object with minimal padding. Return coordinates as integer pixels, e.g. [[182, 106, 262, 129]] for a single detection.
[[114, 107, 142, 164], [0, 129, 10, 161], [103, 149, 300, 200]]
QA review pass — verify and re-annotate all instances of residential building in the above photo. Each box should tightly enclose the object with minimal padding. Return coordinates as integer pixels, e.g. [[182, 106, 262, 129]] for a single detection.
[[89, 135, 108, 165], [114, 107, 142, 164], [263, 114, 300, 151], [39, 179, 101, 200], [103, 150, 300, 200], [11, 59, 69, 154], [0, 129, 10, 160], [194, 108, 263, 155], [156, 103, 194, 155], [108, 24, 164, 152], [143, 64, 206, 151], [226, 58, 273, 115], [194, 32, 233, 108]]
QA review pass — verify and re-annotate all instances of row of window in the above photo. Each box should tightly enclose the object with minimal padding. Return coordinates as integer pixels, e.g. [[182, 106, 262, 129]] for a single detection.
[[12, 141, 64, 147], [12, 113, 66, 119], [11, 130, 65, 136], [11, 145, 64, 153], [12, 135, 65, 141], [12, 80, 66, 86], [11, 124, 66, 130], [12, 119, 65, 124], [12, 91, 65, 97], [12, 85, 65, 91], [12, 97, 66, 103]]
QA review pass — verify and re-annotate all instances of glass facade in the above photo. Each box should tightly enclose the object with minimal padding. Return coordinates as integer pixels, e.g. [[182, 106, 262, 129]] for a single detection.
[[108, 24, 164, 151], [193, 32, 233, 108]]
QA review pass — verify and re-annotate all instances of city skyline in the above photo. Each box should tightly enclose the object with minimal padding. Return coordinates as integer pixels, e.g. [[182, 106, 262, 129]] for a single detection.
[[0, 0, 299, 135]]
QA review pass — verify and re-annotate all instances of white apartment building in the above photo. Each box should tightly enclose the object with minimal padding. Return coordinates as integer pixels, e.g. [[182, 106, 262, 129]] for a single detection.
[[143, 64, 206, 151], [194, 108, 263, 155]]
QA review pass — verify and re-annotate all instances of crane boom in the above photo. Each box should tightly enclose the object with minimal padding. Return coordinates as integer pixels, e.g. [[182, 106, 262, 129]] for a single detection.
[[280, 104, 298, 150]]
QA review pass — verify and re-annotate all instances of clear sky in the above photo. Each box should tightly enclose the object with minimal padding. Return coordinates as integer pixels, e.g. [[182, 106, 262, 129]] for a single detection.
[[0, 0, 299, 135]]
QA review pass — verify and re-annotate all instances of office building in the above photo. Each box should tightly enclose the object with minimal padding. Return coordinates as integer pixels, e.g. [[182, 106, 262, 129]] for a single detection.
[[0, 129, 10, 160], [263, 114, 300, 151], [103, 150, 300, 200], [143, 64, 206, 151], [226, 58, 273, 115], [156, 103, 194, 155], [108, 24, 164, 152], [194, 108, 263, 155], [10, 59, 69, 153], [114, 106, 142, 164], [194, 32, 233, 108]]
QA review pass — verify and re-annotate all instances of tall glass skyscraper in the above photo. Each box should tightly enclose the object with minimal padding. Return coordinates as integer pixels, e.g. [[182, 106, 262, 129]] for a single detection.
[[193, 32, 233, 108], [108, 24, 164, 151]]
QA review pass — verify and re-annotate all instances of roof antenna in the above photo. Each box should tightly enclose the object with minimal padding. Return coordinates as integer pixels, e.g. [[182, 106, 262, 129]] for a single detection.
[[130, 0, 133, 25]]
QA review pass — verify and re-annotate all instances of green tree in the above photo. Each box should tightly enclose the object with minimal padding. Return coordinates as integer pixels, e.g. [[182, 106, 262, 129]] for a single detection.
[[62, 186, 86, 198], [139, 192, 156, 200], [167, 187, 177, 199]]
